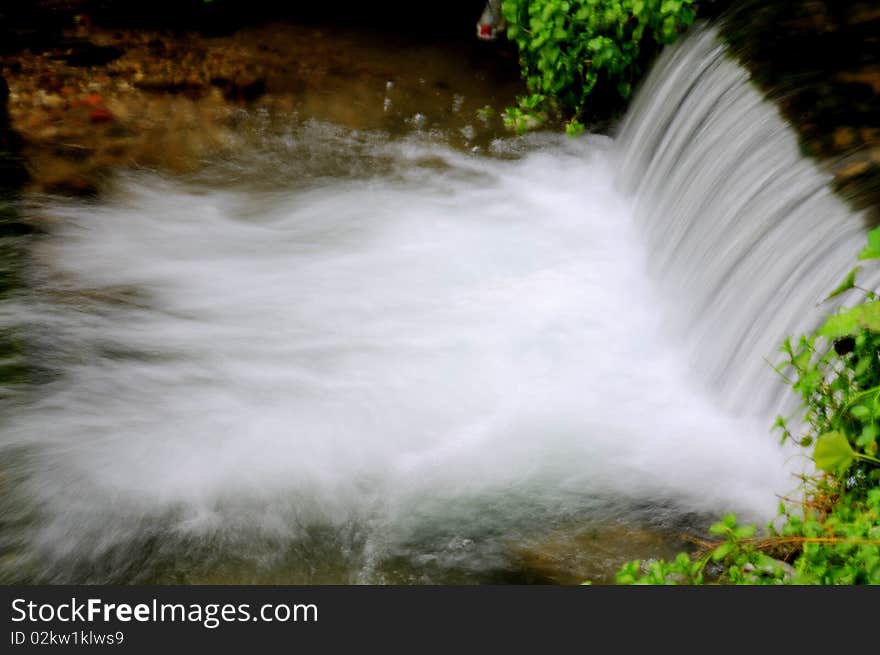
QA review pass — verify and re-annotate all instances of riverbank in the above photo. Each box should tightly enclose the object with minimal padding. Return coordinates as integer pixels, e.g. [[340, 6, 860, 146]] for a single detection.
[[0, 18, 520, 195], [2, 3, 876, 213]]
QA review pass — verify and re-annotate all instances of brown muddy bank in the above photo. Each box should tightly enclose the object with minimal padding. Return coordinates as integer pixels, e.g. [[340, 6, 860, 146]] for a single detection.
[[0, 15, 520, 196], [2, 1, 877, 208]]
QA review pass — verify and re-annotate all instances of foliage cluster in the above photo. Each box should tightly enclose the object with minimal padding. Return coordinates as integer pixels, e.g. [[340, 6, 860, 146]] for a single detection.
[[500, 0, 697, 134], [616, 228, 880, 584]]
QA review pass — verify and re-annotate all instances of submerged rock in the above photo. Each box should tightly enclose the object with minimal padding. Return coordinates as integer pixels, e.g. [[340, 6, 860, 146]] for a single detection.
[[512, 523, 693, 585]]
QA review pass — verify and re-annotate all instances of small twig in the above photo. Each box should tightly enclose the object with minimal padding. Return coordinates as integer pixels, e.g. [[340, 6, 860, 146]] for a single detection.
[[774, 494, 827, 511]]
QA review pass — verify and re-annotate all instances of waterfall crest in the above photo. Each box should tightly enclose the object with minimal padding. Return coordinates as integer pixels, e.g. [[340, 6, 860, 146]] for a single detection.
[[616, 26, 874, 413]]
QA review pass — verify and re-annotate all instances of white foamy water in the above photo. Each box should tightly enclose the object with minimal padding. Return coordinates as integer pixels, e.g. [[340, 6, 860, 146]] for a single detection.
[[3, 26, 866, 582]]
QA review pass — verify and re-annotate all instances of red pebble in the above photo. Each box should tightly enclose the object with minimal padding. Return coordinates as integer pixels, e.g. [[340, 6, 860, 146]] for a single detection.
[[89, 107, 113, 123]]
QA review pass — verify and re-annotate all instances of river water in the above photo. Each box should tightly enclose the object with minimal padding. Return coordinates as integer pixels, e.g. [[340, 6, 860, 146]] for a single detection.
[[0, 26, 869, 583]]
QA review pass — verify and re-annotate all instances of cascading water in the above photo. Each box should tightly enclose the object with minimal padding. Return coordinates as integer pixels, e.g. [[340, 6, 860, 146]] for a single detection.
[[0, 26, 867, 583], [617, 27, 877, 413]]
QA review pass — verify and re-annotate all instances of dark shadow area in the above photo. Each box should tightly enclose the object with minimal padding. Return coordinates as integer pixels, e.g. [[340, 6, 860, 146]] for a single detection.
[[1, 1, 490, 50], [0, 76, 28, 189], [721, 0, 880, 220]]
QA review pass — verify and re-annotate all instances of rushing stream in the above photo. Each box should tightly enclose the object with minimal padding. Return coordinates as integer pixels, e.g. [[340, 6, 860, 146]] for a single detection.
[[0, 26, 872, 583]]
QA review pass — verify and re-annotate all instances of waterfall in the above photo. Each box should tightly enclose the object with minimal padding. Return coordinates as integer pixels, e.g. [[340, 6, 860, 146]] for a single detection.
[[1, 26, 867, 583], [616, 26, 874, 414]]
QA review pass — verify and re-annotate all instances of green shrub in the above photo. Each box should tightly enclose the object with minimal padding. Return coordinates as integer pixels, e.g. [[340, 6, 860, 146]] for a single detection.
[[616, 227, 880, 585], [500, 0, 697, 133]]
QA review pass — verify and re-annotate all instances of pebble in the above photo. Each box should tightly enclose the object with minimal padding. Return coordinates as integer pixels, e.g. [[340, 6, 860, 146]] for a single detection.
[[89, 107, 113, 123]]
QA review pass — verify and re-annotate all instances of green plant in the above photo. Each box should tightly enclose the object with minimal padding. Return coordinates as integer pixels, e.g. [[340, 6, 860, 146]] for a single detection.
[[502, 93, 547, 133], [776, 229, 880, 477], [616, 514, 797, 585], [616, 226, 880, 585], [476, 105, 497, 124], [501, 0, 697, 132]]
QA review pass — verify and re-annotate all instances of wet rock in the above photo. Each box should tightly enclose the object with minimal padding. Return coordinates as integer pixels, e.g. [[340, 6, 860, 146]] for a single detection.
[[512, 523, 691, 585]]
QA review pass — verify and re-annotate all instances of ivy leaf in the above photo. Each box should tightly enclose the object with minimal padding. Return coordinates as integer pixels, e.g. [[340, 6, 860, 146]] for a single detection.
[[824, 267, 861, 301], [813, 431, 855, 472]]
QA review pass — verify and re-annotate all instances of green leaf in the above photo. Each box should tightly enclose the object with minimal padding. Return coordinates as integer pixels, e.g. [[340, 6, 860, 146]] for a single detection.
[[813, 431, 856, 472], [504, 0, 697, 133], [859, 227, 880, 260], [819, 302, 880, 339], [711, 543, 733, 562], [857, 423, 879, 449], [565, 119, 585, 137], [851, 405, 871, 420], [708, 521, 727, 536], [825, 267, 861, 301], [733, 524, 756, 540]]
